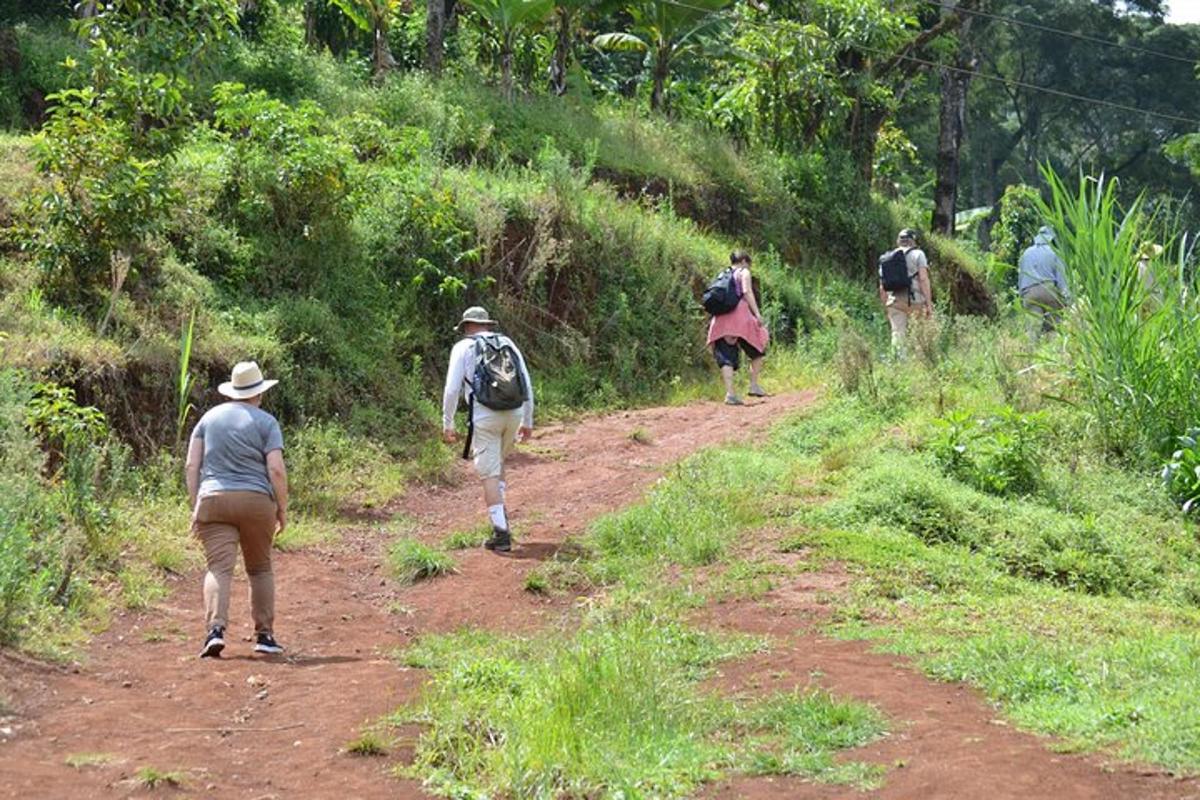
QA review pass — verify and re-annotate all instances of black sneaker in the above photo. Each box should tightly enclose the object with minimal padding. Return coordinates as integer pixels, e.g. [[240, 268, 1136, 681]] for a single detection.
[[254, 633, 284, 655], [484, 526, 512, 552], [199, 626, 225, 658]]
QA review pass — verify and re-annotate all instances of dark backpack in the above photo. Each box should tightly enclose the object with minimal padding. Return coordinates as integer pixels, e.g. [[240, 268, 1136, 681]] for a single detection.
[[702, 267, 743, 315], [468, 333, 528, 411], [878, 248, 913, 294]]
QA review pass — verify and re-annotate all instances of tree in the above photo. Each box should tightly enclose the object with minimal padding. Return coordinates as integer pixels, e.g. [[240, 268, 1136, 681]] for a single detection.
[[328, 0, 403, 78], [593, 0, 728, 113], [460, 0, 554, 99], [33, 0, 238, 330], [931, 2, 974, 234]]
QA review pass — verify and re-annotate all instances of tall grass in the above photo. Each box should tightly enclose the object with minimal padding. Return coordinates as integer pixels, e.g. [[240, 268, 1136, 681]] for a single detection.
[[1038, 168, 1200, 459]]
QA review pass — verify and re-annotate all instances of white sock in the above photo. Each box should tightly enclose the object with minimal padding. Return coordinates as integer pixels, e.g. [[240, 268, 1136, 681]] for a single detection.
[[488, 504, 508, 531]]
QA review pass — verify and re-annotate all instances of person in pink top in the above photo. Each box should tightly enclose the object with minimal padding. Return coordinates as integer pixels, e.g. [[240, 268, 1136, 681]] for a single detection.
[[707, 250, 769, 405]]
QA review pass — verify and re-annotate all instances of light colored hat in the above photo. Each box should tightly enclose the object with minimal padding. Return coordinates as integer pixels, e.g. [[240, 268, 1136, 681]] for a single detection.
[[455, 306, 498, 331], [1138, 242, 1164, 260], [1034, 226, 1056, 245], [218, 361, 278, 400]]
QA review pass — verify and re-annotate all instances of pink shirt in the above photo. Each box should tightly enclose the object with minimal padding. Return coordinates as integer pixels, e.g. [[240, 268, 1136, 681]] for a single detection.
[[706, 268, 769, 352]]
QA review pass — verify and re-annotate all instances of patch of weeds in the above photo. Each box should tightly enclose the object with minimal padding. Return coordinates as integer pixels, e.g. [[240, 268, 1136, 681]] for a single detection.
[[523, 571, 549, 594], [133, 766, 187, 789], [391, 602, 874, 798], [628, 427, 654, 445], [344, 730, 389, 756], [65, 752, 117, 769], [389, 538, 456, 585], [273, 516, 335, 552], [709, 560, 788, 602], [117, 565, 167, 611], [441, 522, 493, 550], [739, 689, 886, 787]]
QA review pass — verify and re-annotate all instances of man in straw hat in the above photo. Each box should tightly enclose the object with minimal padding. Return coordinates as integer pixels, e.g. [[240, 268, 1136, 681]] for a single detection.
[[186, 361, 289, 658], [442, 306, 533, 553], [1018, 225, 1070, 334]]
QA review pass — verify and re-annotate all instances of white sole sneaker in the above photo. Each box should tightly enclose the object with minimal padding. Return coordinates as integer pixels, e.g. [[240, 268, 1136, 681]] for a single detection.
[[199, 635, 225, 658], [254, 641, 284, 654]]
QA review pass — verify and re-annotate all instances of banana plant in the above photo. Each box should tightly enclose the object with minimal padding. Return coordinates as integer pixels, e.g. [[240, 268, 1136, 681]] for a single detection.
[[593, 0, 729, 113], [328, 0, 403, 79], [461, 0, 555, 100]]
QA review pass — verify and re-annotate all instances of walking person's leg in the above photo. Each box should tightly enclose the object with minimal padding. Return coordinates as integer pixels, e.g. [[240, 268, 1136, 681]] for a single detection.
[[714, 337, 742, 405], [234, 492, 281, 652], [195, 494, 239, 657], [886, 304, 909, 356], [743, 340, 767, 397], [473, 413, 513, 551]]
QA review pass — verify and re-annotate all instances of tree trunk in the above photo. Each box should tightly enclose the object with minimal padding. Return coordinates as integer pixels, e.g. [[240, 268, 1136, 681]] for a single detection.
[[77, 1, 98, 18], [426, 0, 446, 75], [932, 10, 973, 235], [373, 24, 397, 80], [501, 44, 514, 101], [650, 47, 670, 113], [549, 9, 571, 96], [304, 0, 319, 47]]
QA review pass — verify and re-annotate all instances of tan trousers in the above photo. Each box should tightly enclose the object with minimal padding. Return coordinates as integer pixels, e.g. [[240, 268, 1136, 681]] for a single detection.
[[194, 491, 277, 635], [1021, 283, 1067, 333], [885, 293, 922, 353]]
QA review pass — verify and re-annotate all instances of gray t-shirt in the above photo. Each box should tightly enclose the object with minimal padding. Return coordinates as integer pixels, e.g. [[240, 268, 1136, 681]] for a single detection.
[[191, 402, 284, 499]]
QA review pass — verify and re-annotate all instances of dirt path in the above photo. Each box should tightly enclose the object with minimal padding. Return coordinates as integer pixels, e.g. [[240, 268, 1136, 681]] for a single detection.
[[0, 392, 810, 799], [1, 390, 1196, 799]]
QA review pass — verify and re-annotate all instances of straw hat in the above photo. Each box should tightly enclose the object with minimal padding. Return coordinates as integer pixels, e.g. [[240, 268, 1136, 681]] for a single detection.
[[455, 306, 498, 331], [218, 361, 278, 400]]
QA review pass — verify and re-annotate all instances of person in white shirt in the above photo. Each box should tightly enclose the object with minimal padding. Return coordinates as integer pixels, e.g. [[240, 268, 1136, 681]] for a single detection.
[[442, 306, 534, 552]]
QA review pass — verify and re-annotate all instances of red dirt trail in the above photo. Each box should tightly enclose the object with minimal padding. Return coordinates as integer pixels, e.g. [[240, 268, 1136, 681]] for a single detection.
[[1, 391, 1196, 799]]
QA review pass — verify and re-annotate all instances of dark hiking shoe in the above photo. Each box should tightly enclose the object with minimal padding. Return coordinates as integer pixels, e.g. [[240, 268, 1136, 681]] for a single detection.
[[748, 386, 769, 397], [724, 394, 744, 406], [199, 626, 225, 658], [254, 633, 284, 655], [484, 526, 512, 552]]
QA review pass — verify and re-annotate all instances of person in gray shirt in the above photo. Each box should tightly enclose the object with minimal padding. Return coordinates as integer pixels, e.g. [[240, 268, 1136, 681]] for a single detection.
[[1018, 226, 1070, 333], [186, 361, 289, 659]]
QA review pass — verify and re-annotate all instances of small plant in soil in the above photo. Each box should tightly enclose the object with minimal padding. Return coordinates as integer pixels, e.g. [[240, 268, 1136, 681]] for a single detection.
[[442, 523, 494, 550], [344, 730, 389, 756], [133, 766, 187, 789], [628, 427, 654, 445], [65, 752, 117, 769], [389, 539, 456, 584]]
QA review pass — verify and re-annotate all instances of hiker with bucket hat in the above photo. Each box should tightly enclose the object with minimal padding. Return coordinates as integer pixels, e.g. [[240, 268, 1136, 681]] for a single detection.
[[442, 306, 534, 553], [1018, 226, 1070, 334], [186, 361, 288, 658]]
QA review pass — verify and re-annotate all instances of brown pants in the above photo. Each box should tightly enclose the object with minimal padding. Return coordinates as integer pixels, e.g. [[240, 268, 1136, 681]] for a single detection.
[[194, 491, 277, 635]]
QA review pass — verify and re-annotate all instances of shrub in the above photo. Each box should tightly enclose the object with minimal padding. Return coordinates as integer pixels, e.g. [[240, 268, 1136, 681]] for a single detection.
[[930, 407, 1047, 497], [1161, 428, 1200, 513], [389, 538, 456, 584]]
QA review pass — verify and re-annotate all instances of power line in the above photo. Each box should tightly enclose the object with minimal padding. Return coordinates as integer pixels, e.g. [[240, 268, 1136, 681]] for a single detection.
[[920, 0, 1199, 66], [650, 0, 1200, 128]]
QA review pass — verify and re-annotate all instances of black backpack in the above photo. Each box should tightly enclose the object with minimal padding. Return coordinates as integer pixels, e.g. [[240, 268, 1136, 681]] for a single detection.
[[468, 333, 528, 411], [702, 268, 743, 315], [878, 248, 913, 294]]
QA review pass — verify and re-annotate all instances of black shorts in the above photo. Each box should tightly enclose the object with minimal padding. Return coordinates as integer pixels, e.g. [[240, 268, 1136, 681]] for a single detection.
[[713, 337, 765, 370]]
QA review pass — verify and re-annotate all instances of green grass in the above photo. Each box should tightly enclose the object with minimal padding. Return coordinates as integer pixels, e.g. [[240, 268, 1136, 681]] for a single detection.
[[388, 538, 456, 585], [441, 522, 494, 550], [391, 603, 882, 798], [132, 766, 187, 789], [65, 752, 118, 769], [273, 516, 336, 552], [344, 729, 390, 756]]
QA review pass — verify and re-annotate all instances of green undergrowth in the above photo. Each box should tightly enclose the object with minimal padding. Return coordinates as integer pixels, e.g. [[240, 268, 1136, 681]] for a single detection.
[[391, 602, 884, 798], [561, 312, 1200, 774]]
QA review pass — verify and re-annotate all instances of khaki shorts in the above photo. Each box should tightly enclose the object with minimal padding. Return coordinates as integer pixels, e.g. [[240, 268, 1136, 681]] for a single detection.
[[472, 409, 523, 479]]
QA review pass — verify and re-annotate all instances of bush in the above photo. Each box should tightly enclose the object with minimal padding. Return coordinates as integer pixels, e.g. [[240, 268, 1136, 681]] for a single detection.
[[930, 407, 1047, 497]]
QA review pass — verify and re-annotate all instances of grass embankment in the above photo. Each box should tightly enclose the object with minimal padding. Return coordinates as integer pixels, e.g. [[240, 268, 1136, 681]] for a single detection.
[[494, 313, 1200, 778]]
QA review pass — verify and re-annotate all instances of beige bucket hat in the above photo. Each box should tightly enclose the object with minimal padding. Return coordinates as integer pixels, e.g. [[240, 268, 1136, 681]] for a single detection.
[[455, 306, 498, 331], [218, 361, 278, 400]]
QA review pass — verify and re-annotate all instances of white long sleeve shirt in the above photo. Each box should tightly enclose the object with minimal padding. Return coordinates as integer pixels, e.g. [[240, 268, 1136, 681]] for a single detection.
[[442, 334, 534, 431]]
